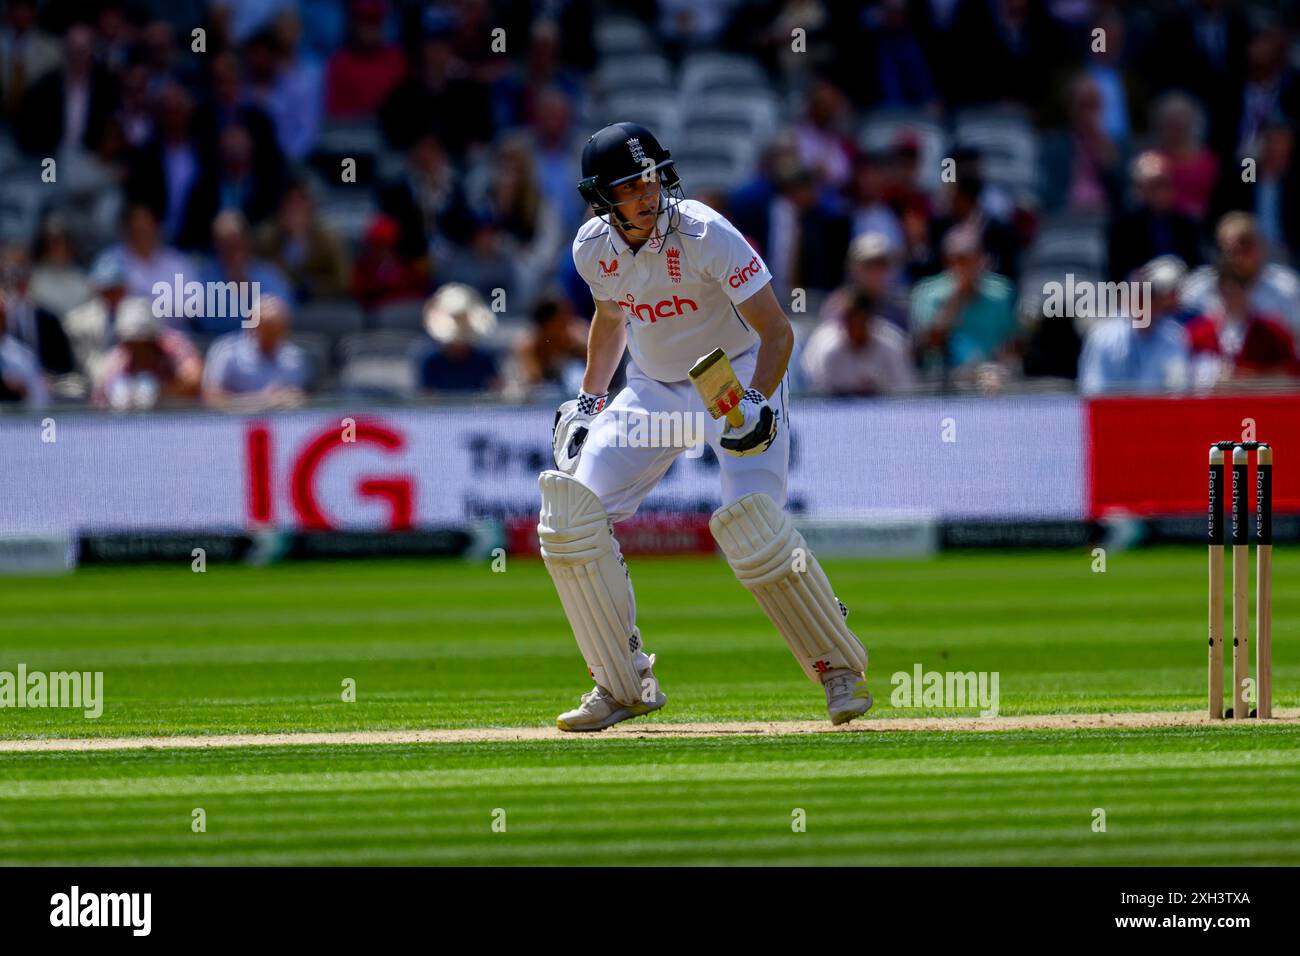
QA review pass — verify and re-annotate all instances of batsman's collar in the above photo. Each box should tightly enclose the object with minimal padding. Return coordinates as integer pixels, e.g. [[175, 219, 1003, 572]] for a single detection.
[[606, 202, 674, 256]]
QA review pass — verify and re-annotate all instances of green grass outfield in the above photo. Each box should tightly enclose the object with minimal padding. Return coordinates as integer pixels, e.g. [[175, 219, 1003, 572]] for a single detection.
[[1, 548, 1297, 865]]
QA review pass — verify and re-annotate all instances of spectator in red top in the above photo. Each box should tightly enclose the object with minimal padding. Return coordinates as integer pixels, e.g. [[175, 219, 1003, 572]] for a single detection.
[[1180, 212, 1300, 333], [352, 214, 428, 309], [1040, 72, 1123, 216], [1153, 92, 1218, 222], [881, 133, 935, 283], [324, 0, 407, 120], [795, 76, 856, 190], [1184, 273, 1298, 387]]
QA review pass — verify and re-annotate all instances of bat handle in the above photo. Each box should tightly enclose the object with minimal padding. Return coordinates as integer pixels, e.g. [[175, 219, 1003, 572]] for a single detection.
[[725, 408, 745, 428]]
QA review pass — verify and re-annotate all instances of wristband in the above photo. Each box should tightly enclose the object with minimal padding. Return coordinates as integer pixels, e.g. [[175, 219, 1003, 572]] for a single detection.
[[577, 391, 608, 415]]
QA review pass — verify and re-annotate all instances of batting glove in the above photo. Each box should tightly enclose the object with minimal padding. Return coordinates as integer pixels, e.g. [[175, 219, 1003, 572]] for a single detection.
[[552, 390, 607, 474], [719, 387, 778, 458]]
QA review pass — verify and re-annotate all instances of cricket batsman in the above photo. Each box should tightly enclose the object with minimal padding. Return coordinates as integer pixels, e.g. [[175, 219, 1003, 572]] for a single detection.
[[540, 121, 871, 731]]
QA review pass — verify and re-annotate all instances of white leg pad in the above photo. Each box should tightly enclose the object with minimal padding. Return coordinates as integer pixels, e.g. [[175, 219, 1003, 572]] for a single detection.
[[710, 492, 868, 682], [538, 470, 643, 706]]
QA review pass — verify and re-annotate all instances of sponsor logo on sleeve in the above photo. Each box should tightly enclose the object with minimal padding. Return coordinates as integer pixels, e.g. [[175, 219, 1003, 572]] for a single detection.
[[729, 255, 763, 289]]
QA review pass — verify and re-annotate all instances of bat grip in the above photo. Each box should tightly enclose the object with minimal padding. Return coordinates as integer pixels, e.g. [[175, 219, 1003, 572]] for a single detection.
[[725, 408, 745, 428]]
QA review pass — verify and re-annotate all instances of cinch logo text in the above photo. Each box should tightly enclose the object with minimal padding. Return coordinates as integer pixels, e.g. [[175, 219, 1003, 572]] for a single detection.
[[729, 255, 762, 289], [617, 294, 698, 324]]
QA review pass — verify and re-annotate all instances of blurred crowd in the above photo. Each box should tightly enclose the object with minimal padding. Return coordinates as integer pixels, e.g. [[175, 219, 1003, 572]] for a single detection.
[[1, 0, 1299, 411]]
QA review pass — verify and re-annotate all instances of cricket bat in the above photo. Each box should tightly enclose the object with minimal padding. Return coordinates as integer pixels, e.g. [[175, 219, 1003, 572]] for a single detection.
[[688, 348, 746, 428]]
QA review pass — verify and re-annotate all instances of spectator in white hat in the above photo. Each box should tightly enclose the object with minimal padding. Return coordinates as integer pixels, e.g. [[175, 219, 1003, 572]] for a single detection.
[[93, 297, 202, 409], [1078, 256, 1193, 395], [821, 231, 909, 332], [414, 283, 499, 393], [63, 250, 130, 390]]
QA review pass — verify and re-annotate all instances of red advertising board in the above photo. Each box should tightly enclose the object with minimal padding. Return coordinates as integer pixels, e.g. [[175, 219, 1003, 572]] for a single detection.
[[1086, 394, 1300, 518], [506, 513, 716, 556]]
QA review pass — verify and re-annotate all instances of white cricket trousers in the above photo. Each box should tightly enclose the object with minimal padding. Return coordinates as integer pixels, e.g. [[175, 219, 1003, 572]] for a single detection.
[[571, 345, 791, 663]]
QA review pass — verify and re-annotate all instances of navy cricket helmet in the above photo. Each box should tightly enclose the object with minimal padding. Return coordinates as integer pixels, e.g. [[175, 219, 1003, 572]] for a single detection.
[[577, 122, 683, 230]]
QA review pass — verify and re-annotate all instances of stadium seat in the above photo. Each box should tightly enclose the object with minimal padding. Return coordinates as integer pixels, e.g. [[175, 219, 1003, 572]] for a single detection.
[[314, 119, 383, 158], [0, 180, 40, 244], [796, 289, 827, 321], [338, 355, 417, 398], [1040, 210, 1109, 234], [308, 119, 384, 186], [483, 315, 529, 353], [673, 150, 748, 191], [316, 192, 376, 249], [0, 129, 17, 169], [859, 111, 949, 192], [593, 17, 656, 58], [1024, 227, 1106, 273], [680, 129, 758, 175], [337, 330, 426, 362], [288, 331, 334, 385], [953, 104, 1035, 131], [954, 110, 1039, 192], [295, 299, 366, 337], [598, 92, 680, 144], [689, 90, 780, 141], [1017, 266, 1105, 331], [679, 53, 766, 96], [679, 158, 746, 193], [682, 115, 762, 148], [594, 55, 673, 96], [374, 150, 407, 183], [370, 299, 426, 332]]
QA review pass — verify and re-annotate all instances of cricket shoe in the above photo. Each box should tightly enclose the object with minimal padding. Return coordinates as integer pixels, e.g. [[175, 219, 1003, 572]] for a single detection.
[[556, 654, 667, 732], [822, 668, 872, 725]]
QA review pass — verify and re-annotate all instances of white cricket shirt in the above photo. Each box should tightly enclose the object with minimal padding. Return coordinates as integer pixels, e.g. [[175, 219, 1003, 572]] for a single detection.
[[572, 199, 768, 382]]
